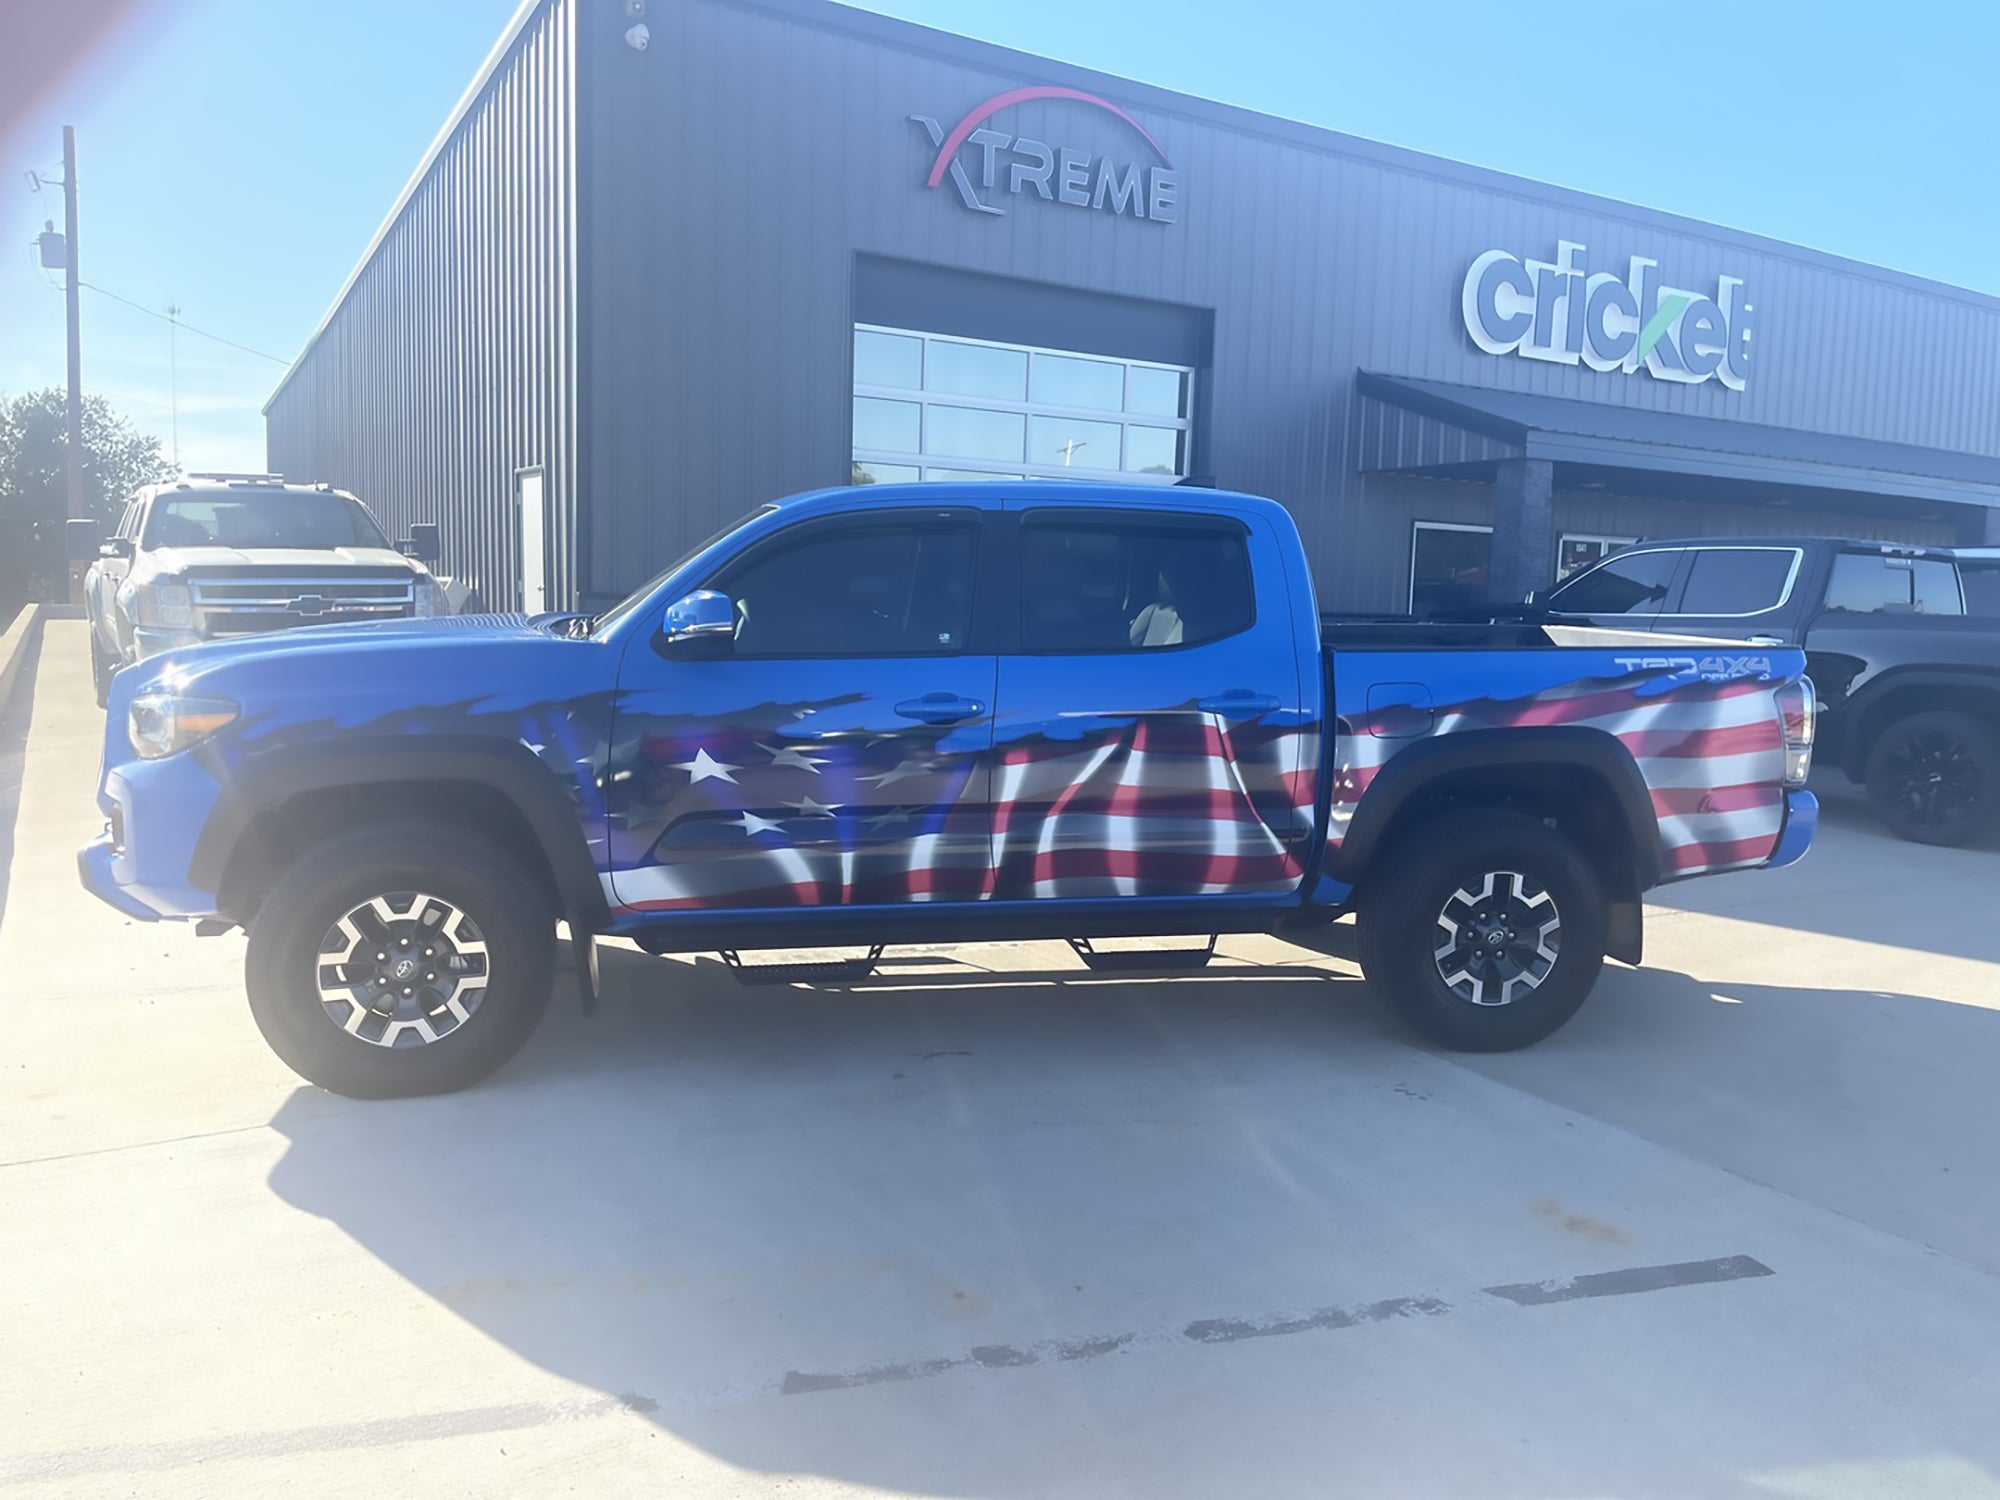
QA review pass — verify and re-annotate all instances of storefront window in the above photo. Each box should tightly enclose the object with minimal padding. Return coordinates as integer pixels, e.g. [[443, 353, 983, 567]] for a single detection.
[[852, 325, 1194, 486], [1557, 533, 1637, 580], [1409, 523, 1493, 613]]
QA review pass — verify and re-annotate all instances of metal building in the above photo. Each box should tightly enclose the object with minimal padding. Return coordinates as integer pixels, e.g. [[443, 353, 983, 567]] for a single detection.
[[264, 0, 2000, 615]]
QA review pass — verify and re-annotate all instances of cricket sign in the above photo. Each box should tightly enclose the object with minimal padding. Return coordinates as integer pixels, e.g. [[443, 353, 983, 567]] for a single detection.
[[1462, 240, 1754, 389], [912, 85, 1181, 223]]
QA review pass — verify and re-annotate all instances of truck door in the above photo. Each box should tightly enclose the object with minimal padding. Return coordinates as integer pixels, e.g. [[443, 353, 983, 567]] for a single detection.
[[1652, 544, 1809, 645], [986, 504, 1314, 901], [605, 507, 999, 912]]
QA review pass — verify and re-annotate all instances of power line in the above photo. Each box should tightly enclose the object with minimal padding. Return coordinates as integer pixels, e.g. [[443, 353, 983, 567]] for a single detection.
[[75, 280, 291, 366]]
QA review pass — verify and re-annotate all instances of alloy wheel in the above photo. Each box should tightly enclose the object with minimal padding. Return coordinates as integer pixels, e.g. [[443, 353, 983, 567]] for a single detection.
[[314, 891, 490, 1047], [1431, 870, 1561, 1007], [1880, 730, 1983, 835]]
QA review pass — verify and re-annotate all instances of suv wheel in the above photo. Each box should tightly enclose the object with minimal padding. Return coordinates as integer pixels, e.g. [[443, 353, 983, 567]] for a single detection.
[[1356, 810, 1607, 1052], [245, 822, 556, 1097], [1865, 710, 1999, 847]]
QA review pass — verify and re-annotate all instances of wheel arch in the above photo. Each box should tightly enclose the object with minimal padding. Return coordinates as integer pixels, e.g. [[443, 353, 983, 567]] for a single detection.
[[1839, 670, 2000, 780], [195, 736, 607, 933], [1331, 727, 1659, 965]]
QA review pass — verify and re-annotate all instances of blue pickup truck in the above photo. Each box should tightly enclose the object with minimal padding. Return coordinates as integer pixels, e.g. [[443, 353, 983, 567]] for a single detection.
[[81, 483, 1818, 1097]]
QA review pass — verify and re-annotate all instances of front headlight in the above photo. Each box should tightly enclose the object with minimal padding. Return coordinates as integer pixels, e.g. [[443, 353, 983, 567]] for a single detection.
[[413, 576, 446, 618], [130, 581, 194, 628], [129, 691, 239, 760]]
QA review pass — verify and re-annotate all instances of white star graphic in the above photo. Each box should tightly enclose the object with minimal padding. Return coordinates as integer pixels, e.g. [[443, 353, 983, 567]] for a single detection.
[[671, 748, 740, 784], [864, 805, 918, 831], [732, 811, 786, 837], [759, 741, 828, 773], [864, 757, 931, 787], [787, 795, 840, 819]]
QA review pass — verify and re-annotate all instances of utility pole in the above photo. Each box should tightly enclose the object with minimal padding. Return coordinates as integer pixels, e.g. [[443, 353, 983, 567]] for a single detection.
[[167, 305, 181, 470], [62, 126, 85, 605]]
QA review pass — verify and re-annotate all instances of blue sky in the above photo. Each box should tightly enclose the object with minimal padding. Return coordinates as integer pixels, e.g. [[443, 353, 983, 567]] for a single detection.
[[5, 0, 1996, 474]]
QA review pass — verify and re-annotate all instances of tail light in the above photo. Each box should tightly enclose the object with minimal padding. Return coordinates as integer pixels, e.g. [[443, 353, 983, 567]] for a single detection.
[[1775, 678, 1816, 787]]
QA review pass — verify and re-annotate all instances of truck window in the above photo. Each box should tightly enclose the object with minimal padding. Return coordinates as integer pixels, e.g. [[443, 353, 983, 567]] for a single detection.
[[1545, 548, 1678, 615], [1019, 514, 1253, 653], [709, 517, 979, 657], [1962, 560, 2000, 618], [1824, 553, 1965, 615], [1673, 547, 1799, 615], [142, 494, 390, 550]]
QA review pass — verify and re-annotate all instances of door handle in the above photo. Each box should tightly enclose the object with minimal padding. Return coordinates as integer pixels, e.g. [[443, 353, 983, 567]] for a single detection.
[[1197, 690, 1281, 717], [894, 693, 988, 724]]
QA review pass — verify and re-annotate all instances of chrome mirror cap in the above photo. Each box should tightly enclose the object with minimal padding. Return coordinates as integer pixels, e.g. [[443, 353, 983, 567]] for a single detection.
[[662, 589, 734, 644]]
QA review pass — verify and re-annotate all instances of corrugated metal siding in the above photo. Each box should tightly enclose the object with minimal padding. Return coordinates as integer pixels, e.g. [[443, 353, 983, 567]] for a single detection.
[[265, 0, 576, 611], [1552, 488, 1955, 549], [576, 0, 2000, 611], [1355, 396, 1518, 473]]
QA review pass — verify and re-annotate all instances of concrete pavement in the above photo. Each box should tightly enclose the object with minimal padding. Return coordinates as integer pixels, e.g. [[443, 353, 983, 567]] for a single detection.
[[5, 619, 2000, 1498]]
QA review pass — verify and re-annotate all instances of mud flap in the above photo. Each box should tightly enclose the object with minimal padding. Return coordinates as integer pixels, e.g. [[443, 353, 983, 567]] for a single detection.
[[1606, 897, 1643, 967], [572, 929, 600, 1017]]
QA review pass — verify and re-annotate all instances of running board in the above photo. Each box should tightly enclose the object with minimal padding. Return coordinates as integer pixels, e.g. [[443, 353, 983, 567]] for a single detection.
[[1066, 936, 1218, 973], [718, 945, 885, 985]]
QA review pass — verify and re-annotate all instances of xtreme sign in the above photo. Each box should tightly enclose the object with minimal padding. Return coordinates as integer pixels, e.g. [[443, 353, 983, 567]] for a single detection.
[[912, 86, 1182, 223], [1461, 241, 1755, 389]]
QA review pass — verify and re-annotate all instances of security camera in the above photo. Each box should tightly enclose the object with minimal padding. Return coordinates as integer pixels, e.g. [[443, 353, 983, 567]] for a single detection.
[[624, 21, 649, 50]]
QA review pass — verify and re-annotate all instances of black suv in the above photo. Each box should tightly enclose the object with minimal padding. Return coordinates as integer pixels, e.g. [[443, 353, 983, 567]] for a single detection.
[[1542, 537, 2000, 845]]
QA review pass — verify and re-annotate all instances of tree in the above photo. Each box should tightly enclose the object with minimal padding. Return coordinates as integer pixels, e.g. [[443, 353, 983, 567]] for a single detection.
[[0, 389, 174, 610]]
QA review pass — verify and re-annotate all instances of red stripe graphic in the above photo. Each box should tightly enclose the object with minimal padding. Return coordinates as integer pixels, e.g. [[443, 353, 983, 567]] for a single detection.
[[925, 86, 1171, 188]]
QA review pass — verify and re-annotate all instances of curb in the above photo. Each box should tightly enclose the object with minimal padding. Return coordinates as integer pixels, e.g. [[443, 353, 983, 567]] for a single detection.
[[0, 604, 44, 714]]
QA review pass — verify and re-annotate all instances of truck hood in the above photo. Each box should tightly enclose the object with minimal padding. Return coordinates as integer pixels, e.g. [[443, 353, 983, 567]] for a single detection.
[[104, 613, 618, 770], [148, 545, 420, 572], [121, 614, 607, 708]]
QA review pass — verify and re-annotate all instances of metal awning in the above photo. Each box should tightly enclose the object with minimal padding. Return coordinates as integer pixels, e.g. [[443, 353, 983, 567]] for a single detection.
[[1357, 371, 2000, 509]]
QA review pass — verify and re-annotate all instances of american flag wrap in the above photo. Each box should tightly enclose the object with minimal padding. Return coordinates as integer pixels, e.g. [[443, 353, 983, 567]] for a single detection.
[[605, 702, 1317, 911], [1326, 668, 1788, 878]]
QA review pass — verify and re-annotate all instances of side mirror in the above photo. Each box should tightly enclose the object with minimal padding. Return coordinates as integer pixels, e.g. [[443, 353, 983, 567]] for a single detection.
[[661, 590, 734, 653], [402, 522, 441, 564], [66, 518, 104, 562], [101, 537, 135, 561]]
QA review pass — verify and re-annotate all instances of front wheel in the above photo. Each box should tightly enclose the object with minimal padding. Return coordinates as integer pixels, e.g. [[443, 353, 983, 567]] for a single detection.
[[1865, 710, 1999, 847], [245, 823, 556, 1098], [1356, 810, 1607, 1052]]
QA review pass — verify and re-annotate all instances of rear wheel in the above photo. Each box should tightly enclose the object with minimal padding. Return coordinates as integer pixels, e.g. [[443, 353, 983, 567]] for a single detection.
[[245, 823, 556, 1098], [1865, 710, 1999, 847], [1356, 811, 1607, 1052]]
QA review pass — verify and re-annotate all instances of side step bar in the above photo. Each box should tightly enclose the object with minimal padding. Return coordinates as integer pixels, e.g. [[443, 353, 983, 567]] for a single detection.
[[1066, 936, 1218, 973], [719, 945, 885, 985]]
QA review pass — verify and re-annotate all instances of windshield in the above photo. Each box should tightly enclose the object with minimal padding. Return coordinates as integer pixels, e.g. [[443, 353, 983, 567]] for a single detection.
[[142, 493, 391, 550], [588, 507, 773, 637]]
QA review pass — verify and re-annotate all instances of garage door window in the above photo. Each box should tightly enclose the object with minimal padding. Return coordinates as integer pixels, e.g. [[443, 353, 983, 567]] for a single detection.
[[853, 326, 1193, 485]]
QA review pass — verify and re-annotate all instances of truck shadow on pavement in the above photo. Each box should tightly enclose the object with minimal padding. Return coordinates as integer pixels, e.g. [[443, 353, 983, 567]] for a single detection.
[[259, 941, 2000, 1496]]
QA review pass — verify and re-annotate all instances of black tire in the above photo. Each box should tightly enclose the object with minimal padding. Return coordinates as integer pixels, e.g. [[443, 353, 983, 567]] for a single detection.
[[245, 822, 556, 1098], [89, 630, 112, 709], [1865, 710, 2000, 847], [1356, 810, 1607, 1052]]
